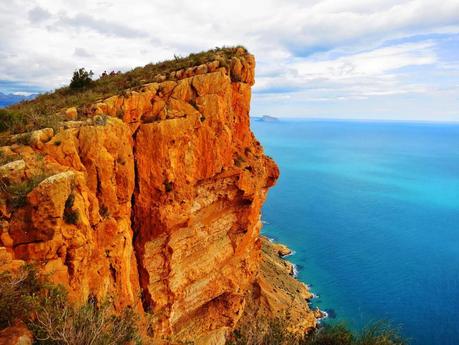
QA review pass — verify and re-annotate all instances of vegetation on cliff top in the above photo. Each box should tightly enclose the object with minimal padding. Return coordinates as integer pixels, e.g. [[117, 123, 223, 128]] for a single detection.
[[0, 46, 247, 136]]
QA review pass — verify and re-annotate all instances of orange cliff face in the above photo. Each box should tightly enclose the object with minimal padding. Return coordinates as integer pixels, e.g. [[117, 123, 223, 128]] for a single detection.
[[0, 51, 282, 343]]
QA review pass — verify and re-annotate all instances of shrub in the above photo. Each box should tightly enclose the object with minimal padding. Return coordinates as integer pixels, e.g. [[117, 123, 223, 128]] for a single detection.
[[70, 68, 94, 90], [0, 265, 44, 329], [302, 324, 353, 345], [228, 319, 407, 345], [94, 115, 108, 126], [31, 297, 141, 345], [0, 151, 19, 166], [3, 173, 48, 208], [227, 316, 296, 345], [15, 132, 32, 146], [355, 322, 406, 345], [63, 209, 79, 225], [0, 265, 142, 345], [62, 193, 79, 225], [0, 109, 27, 133], [164, 180, 173, 193]]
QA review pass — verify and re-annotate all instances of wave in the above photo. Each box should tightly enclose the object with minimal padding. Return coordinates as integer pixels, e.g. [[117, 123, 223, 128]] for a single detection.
[[292, 263, 299, 277]]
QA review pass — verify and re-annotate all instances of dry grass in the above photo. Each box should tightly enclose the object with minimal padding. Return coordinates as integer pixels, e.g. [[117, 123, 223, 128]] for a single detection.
[[2, 46, 247, 135]]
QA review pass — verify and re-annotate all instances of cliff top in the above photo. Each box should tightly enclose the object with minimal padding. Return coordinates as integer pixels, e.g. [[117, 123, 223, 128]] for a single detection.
[[0, 46, 249, 136]]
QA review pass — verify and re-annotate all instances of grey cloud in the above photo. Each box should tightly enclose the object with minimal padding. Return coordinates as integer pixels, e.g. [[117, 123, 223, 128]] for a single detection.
[[28, 6, 52, 23], [54, 13, 148, 39], [74, 48, 93, 58]]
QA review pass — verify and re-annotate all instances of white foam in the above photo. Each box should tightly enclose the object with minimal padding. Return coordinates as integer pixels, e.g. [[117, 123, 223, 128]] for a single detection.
[[317, 310, 329, 323], [292, 263, 299, 277]]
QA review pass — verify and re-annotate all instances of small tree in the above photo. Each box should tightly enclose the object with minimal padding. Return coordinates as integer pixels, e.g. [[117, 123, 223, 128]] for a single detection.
[[69, 68, 94, 90]]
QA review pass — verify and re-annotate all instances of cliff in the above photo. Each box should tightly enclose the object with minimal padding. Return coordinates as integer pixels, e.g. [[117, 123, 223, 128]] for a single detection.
[[0, 48, 317, 344]]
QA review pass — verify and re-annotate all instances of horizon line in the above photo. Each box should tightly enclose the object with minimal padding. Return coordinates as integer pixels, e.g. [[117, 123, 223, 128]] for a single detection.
[[250, 115, 459, 124]]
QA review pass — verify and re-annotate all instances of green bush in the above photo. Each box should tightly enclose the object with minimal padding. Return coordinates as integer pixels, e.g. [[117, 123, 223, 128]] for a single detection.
[[228, 317, 297, 345], [70, 68, 94, 90], [63, 208, 80, 224], [0, 265, 44, 329], [354, 322, 406, 345], [3, 173, 48, 208], [0, 265, 141, 345], [228, 319, 407, 345], [63, 193, 80, 224], [0, 109, 27, 133], [31, 297, 141, 345], [0, 151, 19, 166]]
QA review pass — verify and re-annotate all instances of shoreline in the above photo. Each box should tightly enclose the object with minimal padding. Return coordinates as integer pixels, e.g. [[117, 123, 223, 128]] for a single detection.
[[260, 236, 326, 328]]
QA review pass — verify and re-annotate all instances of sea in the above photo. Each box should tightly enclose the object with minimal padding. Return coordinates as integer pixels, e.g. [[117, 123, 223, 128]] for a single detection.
[[251, 118, 459, 345]]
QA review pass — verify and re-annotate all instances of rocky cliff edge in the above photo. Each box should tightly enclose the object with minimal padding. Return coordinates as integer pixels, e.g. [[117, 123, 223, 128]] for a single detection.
[[0, 48, 318, 344]]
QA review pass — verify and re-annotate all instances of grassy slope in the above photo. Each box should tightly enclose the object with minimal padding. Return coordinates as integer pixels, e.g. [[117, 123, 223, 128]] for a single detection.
[[1, 46, 247, 135]]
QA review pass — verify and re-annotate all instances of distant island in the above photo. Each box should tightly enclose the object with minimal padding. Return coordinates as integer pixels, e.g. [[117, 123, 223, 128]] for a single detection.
[[253, 115, 279, 122]]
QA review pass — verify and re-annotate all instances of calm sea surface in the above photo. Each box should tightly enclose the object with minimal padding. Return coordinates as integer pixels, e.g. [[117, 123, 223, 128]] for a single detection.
[[251, 119, 459, 345]]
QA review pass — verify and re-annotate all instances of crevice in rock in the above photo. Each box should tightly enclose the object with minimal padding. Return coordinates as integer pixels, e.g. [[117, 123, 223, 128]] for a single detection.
[[130, 125, 153, 313]]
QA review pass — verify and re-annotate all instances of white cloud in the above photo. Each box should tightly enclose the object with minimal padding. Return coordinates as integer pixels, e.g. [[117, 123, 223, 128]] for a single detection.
[[0, 0, 458, 120], [28, 6, 51, 23], [294, 42, 436, 79]]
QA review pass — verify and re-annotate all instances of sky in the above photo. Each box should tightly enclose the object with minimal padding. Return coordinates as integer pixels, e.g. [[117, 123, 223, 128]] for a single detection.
[[0, 0, 458, 121]]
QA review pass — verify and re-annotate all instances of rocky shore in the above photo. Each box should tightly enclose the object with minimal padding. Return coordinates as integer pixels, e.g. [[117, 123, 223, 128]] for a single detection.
[[236, 236, 323, 336]]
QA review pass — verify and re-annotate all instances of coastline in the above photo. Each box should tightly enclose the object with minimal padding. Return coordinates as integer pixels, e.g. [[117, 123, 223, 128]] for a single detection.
[[262, 236, 326, 322], [236, 236, 325, 336]]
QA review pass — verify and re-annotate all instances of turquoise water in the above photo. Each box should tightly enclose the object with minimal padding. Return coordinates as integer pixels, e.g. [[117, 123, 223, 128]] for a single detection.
[[251, 119, 459, 345]]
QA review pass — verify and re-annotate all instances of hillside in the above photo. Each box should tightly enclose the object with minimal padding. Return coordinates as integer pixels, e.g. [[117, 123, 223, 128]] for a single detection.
[[1, 47, 248, 136]]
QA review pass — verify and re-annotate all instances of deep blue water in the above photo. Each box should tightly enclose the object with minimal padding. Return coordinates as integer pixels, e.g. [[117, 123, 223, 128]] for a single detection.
[[251, 119, 459, 345]]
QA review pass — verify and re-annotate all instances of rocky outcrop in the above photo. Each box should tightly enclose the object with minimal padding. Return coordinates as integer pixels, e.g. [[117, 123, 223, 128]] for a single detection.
[[0, 321, 33, 345], [0, 49, 317, 344]]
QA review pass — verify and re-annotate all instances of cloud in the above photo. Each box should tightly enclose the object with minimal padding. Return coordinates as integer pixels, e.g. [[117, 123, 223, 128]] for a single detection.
[[28, 6, 51, 23], [74, 48, 93, 58], [254, 41, 437, 100], [293, 42, 436, 79], [53, 12, 149, 39], [0, 0, 458, 120]]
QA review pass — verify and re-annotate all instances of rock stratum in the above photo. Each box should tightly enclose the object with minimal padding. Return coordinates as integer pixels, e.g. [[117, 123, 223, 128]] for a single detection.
[[0, 49, 318, 344]]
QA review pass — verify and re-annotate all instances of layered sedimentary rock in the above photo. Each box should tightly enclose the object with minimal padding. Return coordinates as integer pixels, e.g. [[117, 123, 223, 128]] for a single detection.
[[0, 50, 316, 344]]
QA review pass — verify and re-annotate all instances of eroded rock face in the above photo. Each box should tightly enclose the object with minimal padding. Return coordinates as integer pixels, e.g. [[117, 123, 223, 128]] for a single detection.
[[0, 52, 315, 344], [0, 118, 141, 312], [130, 68, 278, 343]]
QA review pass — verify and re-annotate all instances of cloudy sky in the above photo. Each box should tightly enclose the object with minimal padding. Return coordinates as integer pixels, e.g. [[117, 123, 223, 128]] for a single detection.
[[1, 0, 458, 121]]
